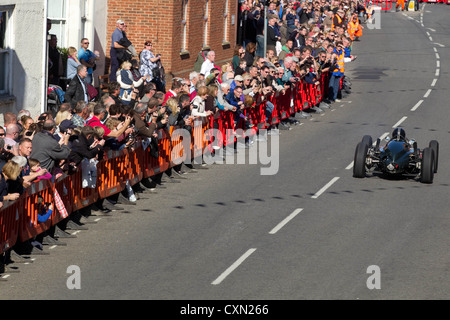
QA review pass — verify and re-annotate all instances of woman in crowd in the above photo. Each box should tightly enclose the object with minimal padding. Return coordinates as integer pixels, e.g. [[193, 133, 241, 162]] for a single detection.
[[139, 40, 161, 84], [55, 110, 73, 128], [66, 47, 81, 80], [243, 42, 257, 71], [191, 86, 213, 118], [0, 160, 21, 209], [232, 44, 245, 71]]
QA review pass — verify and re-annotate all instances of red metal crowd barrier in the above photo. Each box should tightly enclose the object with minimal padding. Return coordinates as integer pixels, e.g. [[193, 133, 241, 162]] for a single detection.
[[1, 73, 329, 256]]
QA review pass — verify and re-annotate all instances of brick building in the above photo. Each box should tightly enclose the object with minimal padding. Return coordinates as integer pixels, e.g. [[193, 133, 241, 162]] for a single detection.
[[106, 0, 239, 86]]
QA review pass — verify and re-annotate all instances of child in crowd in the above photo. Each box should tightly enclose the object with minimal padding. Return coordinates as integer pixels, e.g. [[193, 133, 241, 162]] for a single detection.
[[29, 158, 53, 182]]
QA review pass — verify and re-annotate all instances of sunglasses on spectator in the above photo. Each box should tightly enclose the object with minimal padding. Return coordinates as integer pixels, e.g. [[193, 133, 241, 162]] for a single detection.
[[0, 133, 4, 136]]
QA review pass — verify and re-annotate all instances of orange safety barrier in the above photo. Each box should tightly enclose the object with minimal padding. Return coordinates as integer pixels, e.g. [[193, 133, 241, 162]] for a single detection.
[[19, 179, 55, 242], [0, 198, 23, 255], [124, 143, 144, 187], [2, 71, 340, 256], [71, 166, 99, 212], [143, 129, 171, 177], [96, 149, 127, 200], [367, 0, 393, 10]]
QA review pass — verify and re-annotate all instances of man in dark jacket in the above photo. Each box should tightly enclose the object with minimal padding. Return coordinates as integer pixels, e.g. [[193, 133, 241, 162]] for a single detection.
[[65, 65, 89, 108], [30, 120, 71, 173], [69, 126, 104, 166]]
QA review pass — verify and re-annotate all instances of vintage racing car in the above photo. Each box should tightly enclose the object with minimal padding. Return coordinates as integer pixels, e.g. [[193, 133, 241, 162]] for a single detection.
[[353, 128, 439, 183]]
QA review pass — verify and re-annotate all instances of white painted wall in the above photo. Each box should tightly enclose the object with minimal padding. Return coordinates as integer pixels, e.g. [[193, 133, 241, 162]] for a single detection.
[[0, 0, 108, 125], [0, 1, 46, 122]]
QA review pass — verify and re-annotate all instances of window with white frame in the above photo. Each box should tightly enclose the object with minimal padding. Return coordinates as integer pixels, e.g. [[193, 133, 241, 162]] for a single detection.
[[181, 0, 188, 52], [0, 8, 12, 95], [223, 0, 229, 43], [202, 0, 209, 48], [47, 0, 67, 47]]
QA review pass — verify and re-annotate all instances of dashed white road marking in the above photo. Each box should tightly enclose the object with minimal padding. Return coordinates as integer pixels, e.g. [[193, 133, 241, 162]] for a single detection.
[[431, 79, 437, 87], [424, 89, 432, 98], [435, 69, 440, 77], [311, 177, 340, 199], [269, 208, 303, 235], [211, 248, 257, 285], [411, 100, 423, 111], [392, 116, 407, 128]]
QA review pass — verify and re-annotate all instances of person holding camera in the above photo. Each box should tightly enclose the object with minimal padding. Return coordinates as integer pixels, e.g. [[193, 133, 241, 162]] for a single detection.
[[68, 125, 105, 167], [30, 120, 71, 174]]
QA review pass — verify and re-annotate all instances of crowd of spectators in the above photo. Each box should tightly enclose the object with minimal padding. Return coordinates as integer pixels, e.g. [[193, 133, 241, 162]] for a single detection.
[[1, 0, 368, 217]]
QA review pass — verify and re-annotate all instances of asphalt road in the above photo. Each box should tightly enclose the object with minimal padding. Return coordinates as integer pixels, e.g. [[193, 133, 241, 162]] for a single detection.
[[1, 3, 450, 302]]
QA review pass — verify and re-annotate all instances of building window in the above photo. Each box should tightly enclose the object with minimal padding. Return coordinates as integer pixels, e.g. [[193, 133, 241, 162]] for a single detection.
[[181, 0, 188, 52], [202, 0, 209, 48], [47, 0, 67, 47], [0, 9, 12, 95], [223, 0, 229, 43]]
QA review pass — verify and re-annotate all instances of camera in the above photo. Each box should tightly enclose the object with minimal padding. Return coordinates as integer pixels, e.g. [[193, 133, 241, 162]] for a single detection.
[[25, 131, 33, 136], [6, 145, 12, 150]]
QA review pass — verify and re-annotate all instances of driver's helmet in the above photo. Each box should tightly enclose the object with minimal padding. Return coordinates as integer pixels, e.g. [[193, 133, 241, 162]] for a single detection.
[[392, 127, 406, 141]]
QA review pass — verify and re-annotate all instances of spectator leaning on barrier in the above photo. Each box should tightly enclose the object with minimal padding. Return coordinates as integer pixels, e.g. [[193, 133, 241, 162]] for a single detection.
[[87, 104, 132, 140], [68, 125, 105, 167], [0, 160, 21, 208], [132, 102, 158, 139], [30, 120, 71, 174]]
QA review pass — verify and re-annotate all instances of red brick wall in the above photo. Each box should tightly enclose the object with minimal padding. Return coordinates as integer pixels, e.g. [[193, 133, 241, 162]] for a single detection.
[[106, 0, 238, 85]]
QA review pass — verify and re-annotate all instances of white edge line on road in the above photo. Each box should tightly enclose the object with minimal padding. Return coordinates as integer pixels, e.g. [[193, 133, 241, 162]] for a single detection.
[[426, 31, 430, 36], [436, 60, 440, 68], [431, 79, 437, 87], [423, 89, 432, 98], [345, 161, 354, 170], [433, 47, 437, 52], [269, 208, 303, 235], [392, 116, 407, 128], [435, 69, 440, 77], [428, 36, 433, 42], [411, 100, 423, 111], [311, 177, 340, 199], [435, 53, 439, 60], [211, 248, 257, 285]]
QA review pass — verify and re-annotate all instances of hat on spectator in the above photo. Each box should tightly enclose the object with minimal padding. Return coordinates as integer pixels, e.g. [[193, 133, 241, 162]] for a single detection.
[[116, 19, 125, 25], [59, 119, 77, 132], [292, 56, 299, 63], [337, 9, 345, 14], [234, 75, 244, 82]]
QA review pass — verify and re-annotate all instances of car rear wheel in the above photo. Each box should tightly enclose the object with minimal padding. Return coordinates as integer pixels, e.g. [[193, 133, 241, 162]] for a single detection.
[[429, 140, 439, 173], [421, 147, 434, 184], [361, 135, 373, 148], [353, 142, 368, 178]]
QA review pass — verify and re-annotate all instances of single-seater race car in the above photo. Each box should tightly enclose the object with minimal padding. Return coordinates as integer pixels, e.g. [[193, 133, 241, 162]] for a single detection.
[[353, 128, 439, 184]]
